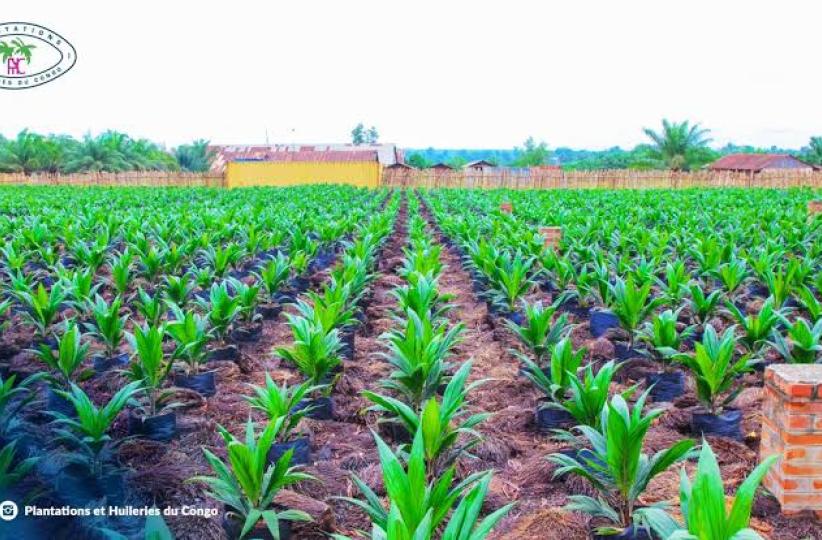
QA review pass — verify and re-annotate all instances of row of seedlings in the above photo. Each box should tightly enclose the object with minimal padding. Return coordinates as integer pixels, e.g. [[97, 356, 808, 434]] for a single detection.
[[334, 191, 514, 539], [185, 194, 400, 539], [0, 186, 386, 537], [421, 190, 781, 540]]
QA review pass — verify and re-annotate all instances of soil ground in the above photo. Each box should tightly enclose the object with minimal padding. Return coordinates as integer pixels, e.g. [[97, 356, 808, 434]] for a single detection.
[[8, 192, 822, 540]]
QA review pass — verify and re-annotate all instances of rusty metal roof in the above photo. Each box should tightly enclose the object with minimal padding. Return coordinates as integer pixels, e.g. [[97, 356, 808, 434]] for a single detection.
[[709, 153, 813, 171], [209, 143, 395, 172]]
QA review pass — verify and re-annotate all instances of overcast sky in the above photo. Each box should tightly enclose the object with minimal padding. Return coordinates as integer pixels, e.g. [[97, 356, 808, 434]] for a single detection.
[[2, 1, 820, 150]]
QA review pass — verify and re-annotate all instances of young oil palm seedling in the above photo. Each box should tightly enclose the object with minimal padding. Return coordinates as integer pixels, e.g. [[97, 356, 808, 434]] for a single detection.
[[135, 287, 164, 327], [547, 360, 628, 433], [608, 276, 665, 351], [245, 375, 323, 464], [193, 265, 217, 290], [675, 324, 755, 439], [399, 243, 445, 278], [202, 243, 242, 278], [338, 427, 510, 540], [162, 273, 195, 309], [61, 266, 101, 312], [770, 317, 822, 364], [197, 281, 242, 345], [761, 260, 800, 308], [548, 392, 695, 539], [391, 271, 454, 321], [289, 250, 311, 289], [189, 419, 314, 540], [0, 440, 38, 496], [53, 381, 142, 480], [656, 260, 692, 308], [687, 282, 723, 329], [725, 297, 784, 355], [648, 440, 777, 540], [230, 277, 263, 338], [364, 361, 489, 477], [254, 252, 292, 304], [797, 285, 822, 321], [166, 305, 215, 396], [85, 294, 129, 371], [637, 308, 696, 401], [138, 246, 168, 282], [19, 282, 67, 341], [107, 251, 133, 297], [275, 314, 342, 419], [506, 299, 571, 365], [295, 291, 357, 336], [379, 309, 464, 410], [0, 371, 46, 439], [489, 250, 537, 319], [125, 323, 177, 441], [519, 338, 586, 431], [33, 321, 93, 415], [713, 256, 749, 300]]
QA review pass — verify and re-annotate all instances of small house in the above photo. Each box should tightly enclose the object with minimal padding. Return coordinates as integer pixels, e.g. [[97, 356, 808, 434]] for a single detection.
[[463, 159, 496, 172], [708, 154, 816, 173]]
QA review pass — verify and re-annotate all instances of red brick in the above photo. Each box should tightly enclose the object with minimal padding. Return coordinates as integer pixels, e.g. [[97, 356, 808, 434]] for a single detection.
[[784, 433, 822, 446], [783, 462, 822, 476], [783, 494, 822, 507], [786, 448, 807, 461], [788, 415, 814, 430]]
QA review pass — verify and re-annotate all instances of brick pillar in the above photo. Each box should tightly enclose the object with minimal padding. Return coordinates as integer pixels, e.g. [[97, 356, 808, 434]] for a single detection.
[[538, 226, 562, 249], [762, 364, 822, 516]]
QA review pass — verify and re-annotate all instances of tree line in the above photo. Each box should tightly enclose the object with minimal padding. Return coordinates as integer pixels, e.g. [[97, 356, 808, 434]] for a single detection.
[[0, 130, 215, 174], [406, 120, 822, 171]]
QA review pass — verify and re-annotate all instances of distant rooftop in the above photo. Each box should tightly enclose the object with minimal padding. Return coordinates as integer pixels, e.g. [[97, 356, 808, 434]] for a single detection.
[[709, 153, 815, 172], [209, 143, 402, 172]]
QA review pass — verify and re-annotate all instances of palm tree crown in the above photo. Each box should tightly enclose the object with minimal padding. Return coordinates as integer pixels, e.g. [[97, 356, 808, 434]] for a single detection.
[[643, 119, 712, 170]]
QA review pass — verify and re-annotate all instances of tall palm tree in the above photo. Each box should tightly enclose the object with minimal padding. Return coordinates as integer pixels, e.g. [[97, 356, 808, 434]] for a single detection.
[[174, 140, 216, 172], [62, 134, 131, 173], [643, 119, 712, 170], [0, 130, 47, 174]]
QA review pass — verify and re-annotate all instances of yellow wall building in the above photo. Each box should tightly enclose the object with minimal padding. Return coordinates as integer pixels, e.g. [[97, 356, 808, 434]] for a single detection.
[[225, 160, 381, 188], [214, 144, 401, 189]]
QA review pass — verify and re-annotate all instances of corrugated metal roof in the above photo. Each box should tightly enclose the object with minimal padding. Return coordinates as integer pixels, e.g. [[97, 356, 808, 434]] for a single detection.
[[709, 153, 812, 171], [261, 150, 378, 162], [209, 143, 396, 172]]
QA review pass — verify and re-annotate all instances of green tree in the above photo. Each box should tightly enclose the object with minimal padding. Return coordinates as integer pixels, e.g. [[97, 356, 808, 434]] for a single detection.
[[405, 153, 429, 169], [62, 134, 131, 173], [802, 136, 822, 165], [351, 123, 366, 145], [0, 130, 47, 174], [642, 119, 713, 170], [366, 126, 379, 144], [175, 139, 216, 172], [447, 156, 467, 169], [351, 123, 378, 145], [511, 137, 550, 167]]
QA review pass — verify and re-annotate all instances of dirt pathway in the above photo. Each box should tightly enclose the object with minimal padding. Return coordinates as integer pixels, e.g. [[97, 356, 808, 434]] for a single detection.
[[419, 201, 591, 539]]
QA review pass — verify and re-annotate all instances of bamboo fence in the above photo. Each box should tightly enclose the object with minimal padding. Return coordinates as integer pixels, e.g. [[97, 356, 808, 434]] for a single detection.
[[1, 168, 820, 191], [0, 171, 225, 188], [382, 168, 822, 190]]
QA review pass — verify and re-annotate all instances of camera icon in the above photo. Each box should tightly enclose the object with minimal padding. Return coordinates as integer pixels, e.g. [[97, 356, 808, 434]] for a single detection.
[[0, 500, 18, 521]]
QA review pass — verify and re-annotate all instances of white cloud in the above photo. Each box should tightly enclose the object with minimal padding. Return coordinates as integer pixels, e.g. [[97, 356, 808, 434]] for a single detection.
[[1, 0, 820, 149]]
